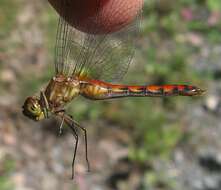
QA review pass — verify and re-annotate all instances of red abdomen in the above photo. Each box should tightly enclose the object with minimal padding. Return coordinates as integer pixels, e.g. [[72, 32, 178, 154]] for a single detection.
[[79, 79, 204, 100]]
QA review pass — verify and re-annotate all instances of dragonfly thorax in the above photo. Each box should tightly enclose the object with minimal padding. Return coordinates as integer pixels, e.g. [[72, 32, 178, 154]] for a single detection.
[[44, 75, 81, 108]]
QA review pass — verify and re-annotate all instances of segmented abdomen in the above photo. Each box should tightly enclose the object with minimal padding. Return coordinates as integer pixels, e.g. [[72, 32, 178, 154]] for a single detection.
[[79, 79, 204, 100]]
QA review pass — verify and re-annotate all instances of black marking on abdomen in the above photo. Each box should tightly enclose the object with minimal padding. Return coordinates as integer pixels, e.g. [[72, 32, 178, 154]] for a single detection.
[[119, 87, 129, 91], [159, 87, 164, 95], [172, 86, 179, 95], [184, 85, 190, 92]]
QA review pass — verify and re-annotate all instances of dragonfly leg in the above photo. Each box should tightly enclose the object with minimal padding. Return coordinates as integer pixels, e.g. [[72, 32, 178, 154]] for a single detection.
[[57, 112, 90, 176], [75, 123, 90, 172], [54, 109, 66, 136], [40, 91, 50, 118], [67, 116, 90, 172], [58, 116, 64, 136], [66, 120, 79, 179]]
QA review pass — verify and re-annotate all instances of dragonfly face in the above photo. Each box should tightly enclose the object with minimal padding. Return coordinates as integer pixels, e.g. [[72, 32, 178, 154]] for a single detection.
[[22, 96, 45, 121]]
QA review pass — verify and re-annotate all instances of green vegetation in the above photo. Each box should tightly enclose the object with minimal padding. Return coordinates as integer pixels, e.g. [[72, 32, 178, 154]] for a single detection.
[[207, 0, 221, 11], [0, 0, 19, 93], [0, 0, 18, 38], [0, 156, 15, 190], [41, 4, 58, 60]]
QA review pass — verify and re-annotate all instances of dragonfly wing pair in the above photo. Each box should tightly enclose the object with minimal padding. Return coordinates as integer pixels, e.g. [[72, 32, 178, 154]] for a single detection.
[[54, 8, 140, 82]]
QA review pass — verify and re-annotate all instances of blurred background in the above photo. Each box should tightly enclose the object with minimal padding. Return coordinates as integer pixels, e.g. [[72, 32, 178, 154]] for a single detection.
[[0, 0, 221, 189]]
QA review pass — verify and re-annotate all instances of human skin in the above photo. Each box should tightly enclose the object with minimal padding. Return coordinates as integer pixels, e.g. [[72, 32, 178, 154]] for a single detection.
[[48, 0, 144, 34]]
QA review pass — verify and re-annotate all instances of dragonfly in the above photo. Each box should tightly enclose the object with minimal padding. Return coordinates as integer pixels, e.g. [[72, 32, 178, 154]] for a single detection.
[[22, 0, 204, 179]]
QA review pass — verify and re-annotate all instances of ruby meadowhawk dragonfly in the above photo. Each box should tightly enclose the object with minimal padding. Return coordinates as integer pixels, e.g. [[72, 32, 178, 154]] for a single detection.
[[22, 0, 204, 179]]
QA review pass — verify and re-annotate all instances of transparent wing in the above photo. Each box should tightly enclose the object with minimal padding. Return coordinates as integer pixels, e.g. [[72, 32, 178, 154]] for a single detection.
[[54, 3, 140, 82]]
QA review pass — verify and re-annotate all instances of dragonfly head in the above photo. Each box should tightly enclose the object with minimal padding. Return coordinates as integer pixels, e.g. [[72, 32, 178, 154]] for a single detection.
[[22, 96, 45, 121]]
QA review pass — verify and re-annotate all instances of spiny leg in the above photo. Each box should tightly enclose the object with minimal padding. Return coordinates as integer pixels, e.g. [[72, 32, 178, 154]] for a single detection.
[[58, 116, 64, 136], [80, 126, 90, 172], [55, 109, 66, 136], [67, 121, 79, 179], [58, 112, 90, 176], [68, 116, 90, 172]]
